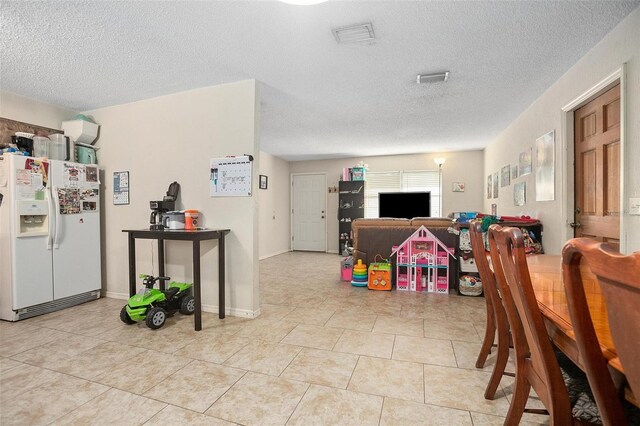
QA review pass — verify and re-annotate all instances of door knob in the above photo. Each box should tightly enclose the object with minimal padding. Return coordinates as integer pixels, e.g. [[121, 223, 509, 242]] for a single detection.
[[569, 222, 581, 228]]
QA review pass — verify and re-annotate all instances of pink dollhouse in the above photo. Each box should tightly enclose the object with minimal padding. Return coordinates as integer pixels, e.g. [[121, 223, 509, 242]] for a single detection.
[[390, 226, 456, 293]]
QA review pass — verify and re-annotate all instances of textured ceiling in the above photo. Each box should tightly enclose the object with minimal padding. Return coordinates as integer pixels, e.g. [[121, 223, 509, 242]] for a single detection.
[[1, 1, 638, 161]]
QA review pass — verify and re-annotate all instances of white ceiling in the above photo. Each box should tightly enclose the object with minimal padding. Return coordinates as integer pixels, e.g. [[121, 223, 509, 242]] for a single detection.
[[1, 1, 638, 161]]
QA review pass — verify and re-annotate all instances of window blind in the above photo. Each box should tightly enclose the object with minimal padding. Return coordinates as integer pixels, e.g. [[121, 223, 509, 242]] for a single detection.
[[364, 170, 440, 218]]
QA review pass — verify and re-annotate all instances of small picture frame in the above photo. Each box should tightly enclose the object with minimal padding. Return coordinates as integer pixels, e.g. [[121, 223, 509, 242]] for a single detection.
[[259, 175, 268, 190], [452, 182, 465, 192]]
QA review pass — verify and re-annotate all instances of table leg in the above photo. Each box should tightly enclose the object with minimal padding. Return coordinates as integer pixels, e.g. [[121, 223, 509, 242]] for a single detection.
[[193, 240, 202, 331], [158, 239, 165, 291], [219, 234, 225, 319], [128, 233, 136, 296]]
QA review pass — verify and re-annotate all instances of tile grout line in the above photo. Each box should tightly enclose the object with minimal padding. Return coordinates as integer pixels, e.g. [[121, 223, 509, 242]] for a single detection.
[[200, 369, 249, 416], [345, 354, 362, 391], [283, 382, 312, 425], [377, 396, 387, 426], [276, 345, 304, 378], [451, 339, 460, 368]]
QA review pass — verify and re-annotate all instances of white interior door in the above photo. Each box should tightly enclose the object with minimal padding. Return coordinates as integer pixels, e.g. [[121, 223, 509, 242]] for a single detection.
[[292, 174, 326, 252]]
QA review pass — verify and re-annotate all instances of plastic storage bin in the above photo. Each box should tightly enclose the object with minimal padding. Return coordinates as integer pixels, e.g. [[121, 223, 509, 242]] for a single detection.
[[32, 136, 49, 158], [340, 256, 353, 281], [62, 119, 99, 145]]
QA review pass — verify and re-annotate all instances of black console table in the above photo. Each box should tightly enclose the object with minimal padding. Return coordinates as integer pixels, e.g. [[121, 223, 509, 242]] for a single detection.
[[122, 228, 230, 331]]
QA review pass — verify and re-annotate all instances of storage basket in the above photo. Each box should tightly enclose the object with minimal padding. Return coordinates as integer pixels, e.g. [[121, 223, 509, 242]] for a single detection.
[[459, 274, 483, 296]]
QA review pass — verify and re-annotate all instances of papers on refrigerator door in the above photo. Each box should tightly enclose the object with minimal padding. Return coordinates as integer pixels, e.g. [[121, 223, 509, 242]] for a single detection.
[[58, 188, 80, 214], [209, 155, 253, 197], [63, 163, 85, 188], [80, 189, 99, 212], [85, 165, 100, 189], [16, 169, 34, 200]]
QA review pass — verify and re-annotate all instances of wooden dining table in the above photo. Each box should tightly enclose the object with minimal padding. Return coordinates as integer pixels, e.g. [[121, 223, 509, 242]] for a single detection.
[[527, 254, 623, 374]]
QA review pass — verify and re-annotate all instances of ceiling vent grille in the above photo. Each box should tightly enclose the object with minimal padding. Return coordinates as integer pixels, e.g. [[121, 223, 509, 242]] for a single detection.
[[417, 72, 450, 84], [332, 23, 375, 44]]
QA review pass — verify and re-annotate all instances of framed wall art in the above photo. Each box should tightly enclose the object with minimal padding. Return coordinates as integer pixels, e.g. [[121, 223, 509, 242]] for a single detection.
[[519, 148, 532, 176], [500, 165, 511, 187], [535, 130, 555, 201]]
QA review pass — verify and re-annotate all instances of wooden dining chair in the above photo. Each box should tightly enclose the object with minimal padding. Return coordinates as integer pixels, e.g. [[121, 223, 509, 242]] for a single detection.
[[563, 238, 640, 425], [488, 225, 573, 425], [469, 222, 513, 400]]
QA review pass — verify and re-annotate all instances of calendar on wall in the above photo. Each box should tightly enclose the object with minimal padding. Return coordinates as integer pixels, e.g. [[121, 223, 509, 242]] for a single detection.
[[209, 155, 253, 197]]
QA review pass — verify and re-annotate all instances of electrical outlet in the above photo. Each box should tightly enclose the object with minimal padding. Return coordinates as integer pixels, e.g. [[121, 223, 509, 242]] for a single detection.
[[630, 198, 640, 215]]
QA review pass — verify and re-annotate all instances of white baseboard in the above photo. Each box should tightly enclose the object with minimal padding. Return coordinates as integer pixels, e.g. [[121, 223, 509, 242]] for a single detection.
[[327, 249, 339, 254], [259, 249, 292, 260], [102, 291, 260, 318], [201, 303, 261, 319], [103, 291, 128, 300]]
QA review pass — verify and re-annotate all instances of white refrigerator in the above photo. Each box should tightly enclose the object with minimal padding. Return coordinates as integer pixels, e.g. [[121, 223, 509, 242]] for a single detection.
[[0, 155, 101, 321]]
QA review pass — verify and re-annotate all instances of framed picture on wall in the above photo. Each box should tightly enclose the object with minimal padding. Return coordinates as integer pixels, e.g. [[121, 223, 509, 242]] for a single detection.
[[452, 182, 465, 192], [519, 148, 532, 176], [535, 130, 555, 201], [259, 175, 268, 190], [500, 165, 511, 187]]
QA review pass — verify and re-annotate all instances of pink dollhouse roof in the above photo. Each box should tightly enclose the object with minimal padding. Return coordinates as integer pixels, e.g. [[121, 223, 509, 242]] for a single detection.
[[390, 225, 456, 259]]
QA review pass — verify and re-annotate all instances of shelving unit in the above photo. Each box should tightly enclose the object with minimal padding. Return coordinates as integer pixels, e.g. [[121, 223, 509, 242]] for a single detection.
[[338, 181, 365, 254], [456, 220, 543, 295]]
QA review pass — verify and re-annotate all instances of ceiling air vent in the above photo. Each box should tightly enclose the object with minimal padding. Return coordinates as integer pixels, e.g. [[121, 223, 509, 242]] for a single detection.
[[417, 72, 450, 84], [332, 23, 375, 44]]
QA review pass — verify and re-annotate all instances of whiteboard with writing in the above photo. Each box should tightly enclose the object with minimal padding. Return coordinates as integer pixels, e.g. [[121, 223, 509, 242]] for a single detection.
[[210, 155, 252, 197]]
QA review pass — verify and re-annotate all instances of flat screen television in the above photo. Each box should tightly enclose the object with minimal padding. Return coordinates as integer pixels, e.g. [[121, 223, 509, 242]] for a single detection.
[[378, 192, 431, 219]]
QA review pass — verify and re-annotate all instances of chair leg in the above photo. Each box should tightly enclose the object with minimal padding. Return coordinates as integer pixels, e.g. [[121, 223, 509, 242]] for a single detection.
[[503, 369, 530, 426], [484, 327, 510, 400], [476, 307, 496, 368]]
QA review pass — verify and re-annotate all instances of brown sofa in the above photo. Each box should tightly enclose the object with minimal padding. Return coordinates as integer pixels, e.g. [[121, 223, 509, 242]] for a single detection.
[[352, 217, 460, 293]]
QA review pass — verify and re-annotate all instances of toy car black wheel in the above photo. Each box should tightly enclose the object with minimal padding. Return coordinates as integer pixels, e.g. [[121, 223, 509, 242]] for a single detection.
[[145, 307, 167, 330], [179, 296, 195, 315], [120, 306, 136, 325]]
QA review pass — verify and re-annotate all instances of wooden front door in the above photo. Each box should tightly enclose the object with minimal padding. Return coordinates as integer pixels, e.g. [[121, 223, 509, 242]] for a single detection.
[[574, 84, 620, 246]]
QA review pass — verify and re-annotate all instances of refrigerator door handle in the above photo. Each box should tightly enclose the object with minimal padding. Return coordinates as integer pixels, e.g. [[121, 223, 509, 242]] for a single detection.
[[53, 186, 61, 249], [47, 185, 54, 249]]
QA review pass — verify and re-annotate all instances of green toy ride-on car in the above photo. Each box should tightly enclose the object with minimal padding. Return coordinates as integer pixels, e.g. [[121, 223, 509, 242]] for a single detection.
[[120, 274, 195, 329]]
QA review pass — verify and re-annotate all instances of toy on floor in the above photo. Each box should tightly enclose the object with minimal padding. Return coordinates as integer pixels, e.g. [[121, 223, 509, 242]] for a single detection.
[[351, 259, 368, 287], [367, 255, 392, 291], [120, 274, 195, 329], [390, 225, 456, 293], [341, 256, 354, 281]]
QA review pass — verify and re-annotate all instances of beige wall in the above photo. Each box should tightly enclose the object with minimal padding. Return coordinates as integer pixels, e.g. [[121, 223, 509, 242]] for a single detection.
[[484, 7, 640, 255], [258, 151, 291, 259], [0, 91, 77, 128], [86, 80, 261, 317], [290, 150, 485, 253]]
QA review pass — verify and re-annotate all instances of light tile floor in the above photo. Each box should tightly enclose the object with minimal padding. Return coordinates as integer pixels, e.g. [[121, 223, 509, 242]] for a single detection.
[[0, 251, 547, 425]]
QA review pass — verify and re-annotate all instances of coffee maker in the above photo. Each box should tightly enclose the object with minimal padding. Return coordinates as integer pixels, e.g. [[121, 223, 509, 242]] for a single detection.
[[149, 181, 180, 230]]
